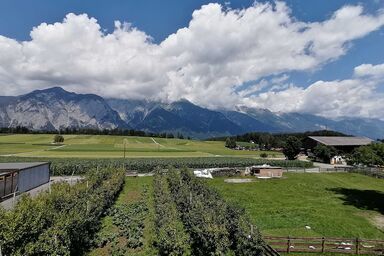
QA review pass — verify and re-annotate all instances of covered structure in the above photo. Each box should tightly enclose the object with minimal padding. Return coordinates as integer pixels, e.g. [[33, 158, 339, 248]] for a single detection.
[[246, 165, 283, 178], [305, 136, 373, 153], [0, 162, 50, 200]]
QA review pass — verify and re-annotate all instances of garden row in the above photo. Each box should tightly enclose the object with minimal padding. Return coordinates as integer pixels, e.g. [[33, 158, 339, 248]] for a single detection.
[[153, 169, 265, 255], [0, 156, 313, 175], [94, 187, 149, 255], [0, 167, 125, 255]]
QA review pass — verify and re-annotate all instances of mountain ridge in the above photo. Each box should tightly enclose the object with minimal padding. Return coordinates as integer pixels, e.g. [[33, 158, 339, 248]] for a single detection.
[[0, 87, 383, 139]]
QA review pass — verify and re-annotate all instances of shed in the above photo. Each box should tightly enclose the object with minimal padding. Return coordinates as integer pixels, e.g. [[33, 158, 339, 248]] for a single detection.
[[305, 136, 373, 153], [246, 165, 283, 178], [0, 162, 50, 200]]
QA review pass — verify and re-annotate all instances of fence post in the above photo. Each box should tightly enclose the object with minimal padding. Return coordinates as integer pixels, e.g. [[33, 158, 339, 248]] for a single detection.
[[355, 237, 360, 255], [321, 237, 325, 253], [287, 236, 291, 253]]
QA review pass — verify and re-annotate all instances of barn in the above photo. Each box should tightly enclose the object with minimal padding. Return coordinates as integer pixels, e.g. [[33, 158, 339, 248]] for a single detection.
[[305, 136, 373, 153], [0, 162, 50, 200]]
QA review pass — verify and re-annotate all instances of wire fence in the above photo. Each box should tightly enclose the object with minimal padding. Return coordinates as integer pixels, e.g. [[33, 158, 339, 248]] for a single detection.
[[264, 236, 384, 255]]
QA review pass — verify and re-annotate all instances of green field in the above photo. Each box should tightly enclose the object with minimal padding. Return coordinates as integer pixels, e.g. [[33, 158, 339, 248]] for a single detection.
[[208, 173, 384, 240], [0, 134, 283, 158]]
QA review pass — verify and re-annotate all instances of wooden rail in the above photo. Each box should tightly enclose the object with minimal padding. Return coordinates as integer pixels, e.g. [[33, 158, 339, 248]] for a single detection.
[[264, 236, 384, 255]]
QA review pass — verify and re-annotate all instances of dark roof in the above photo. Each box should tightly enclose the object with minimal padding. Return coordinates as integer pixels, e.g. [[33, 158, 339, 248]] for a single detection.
[[0, 162, 49, 173], [308, 136, 373, 146]]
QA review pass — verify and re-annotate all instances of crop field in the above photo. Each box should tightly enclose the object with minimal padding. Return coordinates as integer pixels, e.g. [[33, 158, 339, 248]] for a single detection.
[[0, 134, 283, 158], [1, 169, 265, 255], [208, 173, 384, 240], [89, 176, 157, 256]]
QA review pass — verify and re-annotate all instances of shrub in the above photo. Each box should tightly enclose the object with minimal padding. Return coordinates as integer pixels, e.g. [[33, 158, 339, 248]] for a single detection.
[[0, 167, 124, 255], [154, 170, 190, 255], [53, 134, 64, 143], [166, 169, 264, 255]]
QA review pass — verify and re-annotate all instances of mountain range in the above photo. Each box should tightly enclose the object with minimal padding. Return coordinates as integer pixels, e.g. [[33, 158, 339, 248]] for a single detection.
[[0, 87, 383, 139]]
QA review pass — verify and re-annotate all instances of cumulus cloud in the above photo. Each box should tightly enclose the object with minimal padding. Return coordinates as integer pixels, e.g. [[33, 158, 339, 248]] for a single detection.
[[0, 2, 384, 118], [244, 75, 384, 120], [354, 63, 384, 78]]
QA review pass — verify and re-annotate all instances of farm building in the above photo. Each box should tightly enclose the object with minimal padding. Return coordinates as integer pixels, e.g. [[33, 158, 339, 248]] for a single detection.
[[0, 162, 50, 200], [246, 165, 283, 178], [305, 136, 373, 153]]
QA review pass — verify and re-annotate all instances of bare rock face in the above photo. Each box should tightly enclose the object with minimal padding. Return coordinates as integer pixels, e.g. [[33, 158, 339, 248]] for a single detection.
[[0, 87, 128, 131]]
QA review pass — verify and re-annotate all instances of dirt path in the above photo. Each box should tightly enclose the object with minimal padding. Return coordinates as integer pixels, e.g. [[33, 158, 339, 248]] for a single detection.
[[151, 137, 165, 148]]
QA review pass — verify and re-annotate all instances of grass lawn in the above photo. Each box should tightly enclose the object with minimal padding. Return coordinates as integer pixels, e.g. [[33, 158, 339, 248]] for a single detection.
[[0, 134, 283, 158], [89, 177, 157, 256], [207, 173, 384, 240]]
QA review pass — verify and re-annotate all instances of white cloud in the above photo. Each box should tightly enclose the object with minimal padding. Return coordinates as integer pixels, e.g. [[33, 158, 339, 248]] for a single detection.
[[354, 63, 384, 78], [0, 2, 384, 118], [244, 78, 384, 120]]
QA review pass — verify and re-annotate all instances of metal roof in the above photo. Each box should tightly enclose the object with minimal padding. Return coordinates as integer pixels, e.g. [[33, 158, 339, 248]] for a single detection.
[[308, 136, 373, 146], [0, 162, 49, 172]]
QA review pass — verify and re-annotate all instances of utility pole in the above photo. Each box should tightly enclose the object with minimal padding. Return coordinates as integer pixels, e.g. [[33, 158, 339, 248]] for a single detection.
[[123, 139, 128, 159]]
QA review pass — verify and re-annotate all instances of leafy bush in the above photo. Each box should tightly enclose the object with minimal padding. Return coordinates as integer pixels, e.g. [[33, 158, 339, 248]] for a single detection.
[[225, 137, 236, 148], [0, 167, 124, 255], [53, 134, 65, 143], [349, 143, 384, 166], [166, 169, 264, 255], [153, 170, 190, 255]]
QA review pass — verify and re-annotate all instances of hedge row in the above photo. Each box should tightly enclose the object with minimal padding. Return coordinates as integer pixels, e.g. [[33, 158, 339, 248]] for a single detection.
[[153, 171, 190, 255], [0, 167, 125, 255], [166, 169, 265, 255], [0, 156, 313, 175]]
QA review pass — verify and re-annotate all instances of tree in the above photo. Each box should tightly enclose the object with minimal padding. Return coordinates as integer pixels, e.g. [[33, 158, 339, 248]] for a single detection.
[[313, 144, 337, 163], [225, 137, 236, 149], [283, 136, 302, 160], [53, 134, 64, 143], [350, 143, 384, 166]]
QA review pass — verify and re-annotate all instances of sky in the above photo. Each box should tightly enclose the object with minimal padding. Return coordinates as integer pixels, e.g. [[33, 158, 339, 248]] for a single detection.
[[0, 0, 384, 120]]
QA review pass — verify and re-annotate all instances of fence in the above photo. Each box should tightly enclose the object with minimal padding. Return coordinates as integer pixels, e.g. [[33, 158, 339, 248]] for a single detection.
[[264, 236, 384, 255], [283, 166, 384, 179]]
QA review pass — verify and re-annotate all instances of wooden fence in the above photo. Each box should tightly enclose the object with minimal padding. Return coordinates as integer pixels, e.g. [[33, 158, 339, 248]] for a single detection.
[[264, 236, 384, 255]]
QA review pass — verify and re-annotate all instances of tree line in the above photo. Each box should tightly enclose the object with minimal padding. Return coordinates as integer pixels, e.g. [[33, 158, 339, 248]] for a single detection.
[[0, 126, 190, 140], [217, 130, 347, 150]]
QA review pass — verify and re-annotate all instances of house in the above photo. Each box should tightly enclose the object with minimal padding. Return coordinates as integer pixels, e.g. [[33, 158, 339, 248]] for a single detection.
[[0, 162, 50, 201]]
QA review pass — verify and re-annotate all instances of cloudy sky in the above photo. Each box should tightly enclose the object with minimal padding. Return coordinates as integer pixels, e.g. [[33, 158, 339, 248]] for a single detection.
[[0, 0, 384, 119]]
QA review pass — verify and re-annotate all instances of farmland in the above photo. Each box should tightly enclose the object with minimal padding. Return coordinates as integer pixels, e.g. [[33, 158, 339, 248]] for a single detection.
[[1, 169, 265, 255], [0, 134, 283, 158], [208, 173, 384, 240]]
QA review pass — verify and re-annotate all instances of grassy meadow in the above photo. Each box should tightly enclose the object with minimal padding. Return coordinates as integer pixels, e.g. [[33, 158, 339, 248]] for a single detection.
[[208, 173, 384, 240], [0, 134, 283, 158]]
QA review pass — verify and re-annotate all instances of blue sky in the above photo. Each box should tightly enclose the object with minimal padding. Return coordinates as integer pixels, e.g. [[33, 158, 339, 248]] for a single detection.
[[0, 0, 383, 119]]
